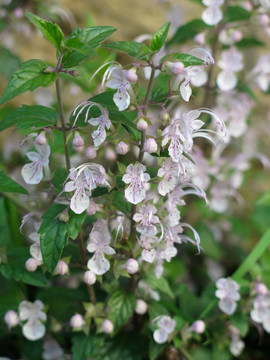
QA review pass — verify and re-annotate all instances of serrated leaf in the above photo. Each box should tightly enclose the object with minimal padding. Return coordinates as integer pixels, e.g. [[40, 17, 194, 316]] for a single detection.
[[67, 210, 86, 240], [0, 171, 28, 194], [162, 53, 204, 67], [150, 22, 170, 51], [224, 6, 251, 23], [108, 290, 136, 329], [39, 204, 69, 272], [145, 274, 174, 298], [27, 12, 64, 49], [0, 105, 58, 132], [168, 19, 210, 46], [0, 59, 57, 105], [103, 41, 150, 59]]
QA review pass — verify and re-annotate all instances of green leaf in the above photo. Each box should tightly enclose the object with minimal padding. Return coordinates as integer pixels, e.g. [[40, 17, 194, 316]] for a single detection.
[[162, 52, 204, 67], [26, 12, 64, 49], [103, 41, 150, 59], [0, 105, 58, 132], [112, 191, 131, 214], [145, 274, 174, 298], [236, 37, 265, 48], [67, 210, 86, 240], [39, 204, 69, 272], [0, 171, 28, 194], [108, 290, 136, 329], [224, 6, 251, 23], [168, 19, 210, 46], [0, 59, 57, 105], [0, 47, 21, 81], [52, 168, 68, 189], [61, 51, 91, 69], [0, 248, 47, 287], [150, 22, 170, 51], [0, 198, 11, 246]]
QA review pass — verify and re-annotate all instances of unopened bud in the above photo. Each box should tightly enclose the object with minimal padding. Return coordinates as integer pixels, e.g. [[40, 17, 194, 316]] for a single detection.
[[4, 310, 19, 329], [135, 299, 147, 315], [36, 132, 47, 145], [255, 283, 268, 295], [105, 148, 116, 161], [56, 260, 68, 275], [160, 109, 170, 123], [83, 270, 96, 285], [86, 200, 97, 215], [143, 138, 158, 154], [192, 320, 206, 334], [136, 118, 148, 131], [44, 66, 56, 74], [72, 133, 84, 150], [13, 7, 23, 19], [231, 30, 243, 43], [25, 258, 38, 272], [85, 146, 97, 160], [59, 212, 69, 223], [70, 314, 85, 329], [162, 61, 185, 75], [101, 319, 114, 334], [259, 14, 269, 27], [116, 141, 129, 155], [125, 68, 138, 83], [194, 32, 206, 45], [125, 258, 139, 274]]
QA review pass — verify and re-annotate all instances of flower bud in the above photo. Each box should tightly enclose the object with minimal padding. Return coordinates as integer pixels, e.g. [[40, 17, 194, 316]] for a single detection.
[[83, 270, 96, 285], [86, 200, 97, 215], [255, 282, 268, 295], [101, 319, 114, 334], [136, 118, 148, 131], [192, 320, 206, 334], [105, 148, 116, 161], [70, 314, 85, 329], [13, 7, 23, 19], [25, 258, 38, 272], [135, 299, 147, 315], [125, 68, 138, 83], [116, 141, 129, 155], [259, 14, 269, 27], [85, 146, 97, 160], [4, 310, 19, 329], [162, 61, 185, 75], [36, 132, 47, 145], [143, 138, 158, 154], [72, 133, 84, 150], [59, 212, 69, 222], [231, 30, 243, 43], [160, 109, 170, 123], [56, 260, 68, 275], [194, 32, 206, 45], [125, 258, 139, 274]]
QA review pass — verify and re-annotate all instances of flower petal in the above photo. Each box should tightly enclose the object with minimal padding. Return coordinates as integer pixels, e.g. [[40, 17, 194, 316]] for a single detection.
[[22, 162, 43, 184], [113, 89, 130, 111], [180, 81, 192, 102], [22, 318, 46, 341], [70, 188, 89, 214], [153, 328, 168, 344], [87, 252, 110, 275]]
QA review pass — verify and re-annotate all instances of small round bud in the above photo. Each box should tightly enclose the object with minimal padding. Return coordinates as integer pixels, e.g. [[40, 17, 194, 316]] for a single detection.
[[13, 7, 23, 19], [59, 212, 69, 223], [194, 32, 206, 45], [192, 320, 206, 334], [83, 270, 96, 285], [125, 68, 138, 83], [135, 299, 148, 315], [85, 146, 97, 160], [116, 141, 129, 155], [101, 319, 114, 334], [105, 148, 116, 161], [4, 310, 19, 329], [56, 260, 68, 275], [171, 62, 185, 75], [70, 314, 85, 329], [125, 258, 139, 274], [25, 258, 38, 272], [160, 110, 170, 123], [231, 30, 243, 43], [136, 118, 148, 131], [73, 133, 84, 150], [86, 200, 97, 215], [255, 283, 268, 295], [259, 14, 269, 27], [143, 138, 158, 154], [36, 132, 47, 145]]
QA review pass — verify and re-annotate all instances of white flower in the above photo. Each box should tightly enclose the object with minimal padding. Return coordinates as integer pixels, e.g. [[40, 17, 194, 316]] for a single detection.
[[229, 326, 245, 357], [172, 67, 203, 102], [64, 163, 111, 214], [250, 54, 270, 92], [250, 292, 270, 332], [202, 0, 225, 26], [122, 163, 150, 204], [21, 144, 50, 184], [133, 203, 160, 236], [43, 338, 65, 360], [217, 47, 243, 91], [139, 235, 160, 263], [153, 315, 175, 344], [106, 67, 133, 111], [19, 300, 47, 341], [215, 278, 240, 315], [87, 220, 115, 275], [157, 158, 180, 196]]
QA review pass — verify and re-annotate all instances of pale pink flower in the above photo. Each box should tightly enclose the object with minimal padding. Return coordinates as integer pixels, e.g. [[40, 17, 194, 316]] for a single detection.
[[217, 47, 243, 91], [19, 300, 47, 341], [21, 144, 50, 184], [215, 278, 240, 315], [153, 315, 175, 344], [202, 0, 225, 26], [122, 163, 150, 204]]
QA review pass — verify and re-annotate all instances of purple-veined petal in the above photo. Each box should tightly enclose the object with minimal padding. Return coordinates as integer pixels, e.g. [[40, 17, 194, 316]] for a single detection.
[[218, 298, 237, 315], [180, 81, 192, 102], [22, 161, 43, 184], [87, 252, 110, 275], [70, 188, 89, 214], [142, 249, 156, 263], [113, 88, 130, 111], [64, 181, 76, 192], [125, 182, 145, 205]]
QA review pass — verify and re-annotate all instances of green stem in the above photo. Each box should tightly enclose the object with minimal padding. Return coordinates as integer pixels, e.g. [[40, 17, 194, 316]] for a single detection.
[[178, 346, 195, 360], [2, 192, 37, 215], [55, 54, 71, 171]]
